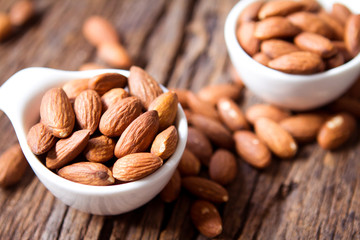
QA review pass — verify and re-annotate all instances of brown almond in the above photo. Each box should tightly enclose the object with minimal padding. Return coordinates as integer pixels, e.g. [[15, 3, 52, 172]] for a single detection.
[[99, 97, 142, 137], [238, 1, 264, 23], [288, 11, 335, 39], [169, 88, 190, 109], [329, 97, 360, 119], [88, 72, 127, 96], [279, 114, 325, 143], [101, 88, 129, 112], [268, 51, 325, 74], [40, 88, 75, 138], [186, 127, 213, 166], [0, 144, 28, 188], [261, 39, 300, 59], [189, 114, 234, 149], [332, 3, 352, 25], [58, 162, 114, 186], [83, 135, 115, 163], [0, 13, 12, 41], [160, 169, 181, 203], [9, 0, 34, 26], [62, 78, 89, 101], [254, 16, 301, 40], [82, 16, 118, 46], [177, 149, 201, 176], [237, 21, 260, 56], [209, 149, 237, 185], [151, 126, 178, 160], [294, 32, 337, 58], [97, 42, 132, 69], [326, 52, 344, 69], [148, 92, 178, 131], [252, 52, 271, 65], [128, 66, 163, 109], [344, 15, 360, 58], [197, 83, 242, 106], [78, 63, 107, 71], [74, 90, 102, 135], [182, 176, 229, 203], [187, 92, 220, 121], [217, 97, 249, 131], [245, 104, 291, 125], [113, 152, 163, 181], [255, 118, 297, 158], [234, 130, 271, 168], [317, 113, 356, 150], [46, 130, 91, 170], [27, 122, 56, 155], [258, 0, 305, 19], [190, 200, 222, 238], [299, 0, 321, 12], [318, 11, 344, 41], [332, 41, 353, 62], [114, 110, 159, 158]]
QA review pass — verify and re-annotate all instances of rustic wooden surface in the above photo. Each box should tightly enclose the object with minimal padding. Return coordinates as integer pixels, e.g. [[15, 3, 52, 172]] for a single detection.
[[0, 0, 359, 239]]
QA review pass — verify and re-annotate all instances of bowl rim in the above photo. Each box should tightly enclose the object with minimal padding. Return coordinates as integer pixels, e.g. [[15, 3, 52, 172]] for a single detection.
[[224, 0, 360, 83], [19, 68, 188, 196]]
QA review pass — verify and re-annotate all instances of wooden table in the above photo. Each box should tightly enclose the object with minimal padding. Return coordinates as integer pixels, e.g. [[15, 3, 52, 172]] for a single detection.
[[0, 0, 359, 239]]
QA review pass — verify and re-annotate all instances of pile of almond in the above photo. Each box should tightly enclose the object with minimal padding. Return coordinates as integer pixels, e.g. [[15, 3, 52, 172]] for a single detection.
[[237, 0, 360, 74], [26, 66, 179, 186]]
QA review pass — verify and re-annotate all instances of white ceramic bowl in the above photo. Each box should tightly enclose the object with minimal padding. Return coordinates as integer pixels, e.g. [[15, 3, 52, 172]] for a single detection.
[[225, 0, 360, 111], [0, 67, 188, 215]]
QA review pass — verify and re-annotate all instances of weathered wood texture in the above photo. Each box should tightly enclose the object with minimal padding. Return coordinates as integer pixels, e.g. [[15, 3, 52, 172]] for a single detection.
[[0, 0, 359, 239]]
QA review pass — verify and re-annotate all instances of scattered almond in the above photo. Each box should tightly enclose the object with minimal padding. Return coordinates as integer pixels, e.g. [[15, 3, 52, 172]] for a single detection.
[[9, 0, 34, 27], [209, 149, 237, 185], [82, 16, 118, 46], [160, 169, 181, 203], [187, 92, 220, 121], [217, 97, 249, 131], [97, 42, 132, 69], [245, 104, 291, 125], [186, 127, 213, 166], [177, 148, 201, 176], [197, 83, 242, 106], [0, 13, 12, 41]]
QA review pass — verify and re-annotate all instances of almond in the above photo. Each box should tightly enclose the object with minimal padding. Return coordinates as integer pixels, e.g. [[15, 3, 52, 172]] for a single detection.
[[332, 3, 352, 25], [187, 92, 220, 121], [332, 41, 353, 62], [78, 62, 107, 71], [128, 66, 163, 109], [197, 83, 242, 106], [317, 113, 356, 150], [101, 88, 129, 112], [254, 16, 301, 40], [234, 130, 271, 168], [294, 32, 337, 58], [344, 15, 360, 58], [0, 13, 12, 41], [268, 51, 325, 74], [148, 92, 178, 131], [300, 0, 321, 12], [288, 11, 335, 39], [217, 97, 249, 131], [82, 16, 118, 46], [252, 52, 271, 65], [177, 148, 201, 176], [258, 0, 305, 19], [99, 97, 142, 137], [160, 169, 181, 203], [0, 144, 28, 187], [209, 149, 237, 185], [279, 114, 325, 143], [40, 88, 75, 138], [329, 97, 360, 119], [318, 11, 344, 41], [238, 1, 264, 23], [255, 118, 297, 158], [97, 42, 132, 69], [83, 135, 115, 163], [74, 90, 102, 135], [151, 126, 178, 160], [46, 130, 91, 170], [190, 200, 222, 238], [58, 162, 114, 186], [114, 110, 159, 158], [189, 114, 234, 149], [9, 0, 34, 26], [27, 122, 56, 155], [245, 104, 291, 125], [326, 52, 344, 69], [169, 88, 190, 109], [186, 127, 213, 166], [261, 39, 300, 59], [88, 72, 127, 96], [182, 176, 229, 203], [62, 78, 89, 101], [237, 21, 260, 56], [112, 152, 163, 181]]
